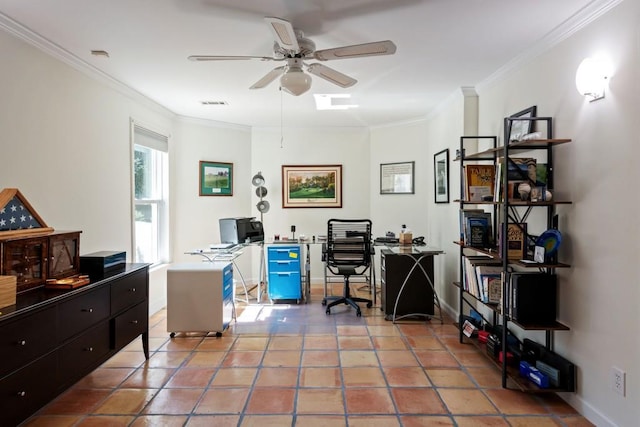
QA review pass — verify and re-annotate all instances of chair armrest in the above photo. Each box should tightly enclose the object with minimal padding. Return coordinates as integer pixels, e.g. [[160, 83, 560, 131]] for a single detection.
[[321, 242, 327, 262]]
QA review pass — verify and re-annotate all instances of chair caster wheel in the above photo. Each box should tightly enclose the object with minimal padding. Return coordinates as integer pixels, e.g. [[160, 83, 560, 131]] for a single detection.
[[326, 308, 331, 315], [321, 300, 327, 306], [366, 302, 373, 308], [215, 332, 222, 338], [170, 332, 175, 338], [356, 311, 362, 317]]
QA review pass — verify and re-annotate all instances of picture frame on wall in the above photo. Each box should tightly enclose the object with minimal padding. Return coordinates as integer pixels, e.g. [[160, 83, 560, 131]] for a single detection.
[[380, 161, 415, 194], [507, 105, 537, 142], [199, 161, 233, 196], [282, 164, 342, 208], [434, 149, 449, 203]]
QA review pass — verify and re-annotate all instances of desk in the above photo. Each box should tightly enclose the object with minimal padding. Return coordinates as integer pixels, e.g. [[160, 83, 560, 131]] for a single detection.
[[379, 246, 444, 323]]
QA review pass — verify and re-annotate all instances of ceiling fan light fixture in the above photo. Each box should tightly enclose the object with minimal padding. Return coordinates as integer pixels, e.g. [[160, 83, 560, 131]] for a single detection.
[[280, 68, 312, 96]]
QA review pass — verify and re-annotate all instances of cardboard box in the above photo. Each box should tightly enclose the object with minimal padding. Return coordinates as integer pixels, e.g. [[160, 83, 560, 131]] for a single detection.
[[399, 232, 413, 245], [0, 275, 17, 309]]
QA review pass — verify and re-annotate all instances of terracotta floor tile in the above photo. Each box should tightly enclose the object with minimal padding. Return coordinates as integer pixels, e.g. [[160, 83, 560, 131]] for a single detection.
[[165, 368, 216, 388], [268, 336, 303, 350], [537, 394, 580, 415], [297, 388, 345, 414], [345, 388, 395, 414], [465, 366, 503, 388], [391, 388, 448, 414], [559, 416, 597, 426], [262, 350, 302, 367], [94, 389, 157, 414], [295, 415, 347, 426], [337, 325, 369, 336], [185, 351, 225, 368], [414, 350, 460, 368], [383, 367, 431, 387], [222, 350, 264, 367], [194, 388, 250, 414], [21, 415, 83, 426], [301, 350, 340, 366], [239, 414, 294, 426], [342, 367, 387, 387], [245, 387, 296, 414], [210, 368, 258, 387], [40, 388, 111, 415], [142, 388, 203, 414], [485, 389, 549, 415], [340, 350, 380, 367], [397, 324, 436, 336], [160, 337, 202, 351], [376, 350, 419, 367], [255, 367, 299, 387], [452, 416, 510, 426], [438, 389, 498, 415], [425, 368, 475, 388], [347, 415, 402, 426], [400, 415, 456, 426], [405, 336, 445, 350], [304, 335, 338, 349], [121, 367, 176, 389], [184, 415, 240, 426], [367, 325, 402, 336], [75, 415, 135, 426], [373, 336, 408, 350], [100, 351, 147, 369], [453, 351, 495, 367], [338, 336, 374, 350], [506, 416, 564, 427], [196, 336, 236, 351], [73, 368, 135, 389], [130, 415, 188, 426], [146, 351, 191, 368], [299, 367, 342, 387], [232, 337, 269, 350]]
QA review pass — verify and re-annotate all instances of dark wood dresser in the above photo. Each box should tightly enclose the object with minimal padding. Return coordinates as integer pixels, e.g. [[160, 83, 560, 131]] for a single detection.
[[0, 263, 149, 426]]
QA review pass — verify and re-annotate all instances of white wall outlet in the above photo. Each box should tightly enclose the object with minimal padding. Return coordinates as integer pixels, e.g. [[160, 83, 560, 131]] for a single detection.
[[611, 366, 626, 396]]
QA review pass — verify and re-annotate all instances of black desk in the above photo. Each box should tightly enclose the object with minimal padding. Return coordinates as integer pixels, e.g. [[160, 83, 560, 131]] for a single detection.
[[380, 247, 443, 322]]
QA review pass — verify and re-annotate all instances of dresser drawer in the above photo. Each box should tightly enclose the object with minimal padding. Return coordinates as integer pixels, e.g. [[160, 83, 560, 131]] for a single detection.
[[111, 268, 147, 314], [0, 306, 57, 378], [58, 286, 110, 342], [0, 353, 58, 427], [113, 301, 148, 350], [59, 322, 110, 382]]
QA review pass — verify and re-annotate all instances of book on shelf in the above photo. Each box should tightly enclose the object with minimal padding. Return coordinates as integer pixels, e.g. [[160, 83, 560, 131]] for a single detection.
[[461, 210, 493, 248], [475, 265, 502, 303], [464, 164, 496, 202], [463, 255, 501, 300], [498, 157, 537, 201], [485, 275, 502, 304]]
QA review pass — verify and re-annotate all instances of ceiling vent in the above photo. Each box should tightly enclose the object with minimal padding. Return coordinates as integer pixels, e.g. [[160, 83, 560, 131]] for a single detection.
[[201, 101, 228, 106]]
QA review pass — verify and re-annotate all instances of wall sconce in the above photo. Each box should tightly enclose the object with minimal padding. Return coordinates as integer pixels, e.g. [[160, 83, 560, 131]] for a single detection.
[[575, 57, 612, 102]]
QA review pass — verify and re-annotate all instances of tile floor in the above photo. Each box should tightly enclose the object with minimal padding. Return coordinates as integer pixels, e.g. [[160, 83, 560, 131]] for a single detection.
[[22, 285, 594, 427]]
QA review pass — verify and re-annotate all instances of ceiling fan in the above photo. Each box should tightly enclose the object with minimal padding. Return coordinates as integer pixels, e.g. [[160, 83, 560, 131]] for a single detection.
[[188, 16, 397, 96]]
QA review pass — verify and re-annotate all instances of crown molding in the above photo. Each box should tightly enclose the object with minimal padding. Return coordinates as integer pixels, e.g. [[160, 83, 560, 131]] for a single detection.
[[477, 0, 624, 91], [176, 115, 251, 132], [0, 12, 175, 119]]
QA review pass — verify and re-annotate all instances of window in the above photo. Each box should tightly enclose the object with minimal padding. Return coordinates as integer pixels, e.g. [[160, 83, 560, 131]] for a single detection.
[[132, 123, 169, 265]]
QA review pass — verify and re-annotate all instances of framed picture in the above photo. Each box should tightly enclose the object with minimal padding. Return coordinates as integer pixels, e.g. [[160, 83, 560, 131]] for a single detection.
[[282, 164, 342, 208], [434, 149, 449, 203], [380, 161, 415, 194], [199, 161, 233, 196], [507, 105, 537, 142]]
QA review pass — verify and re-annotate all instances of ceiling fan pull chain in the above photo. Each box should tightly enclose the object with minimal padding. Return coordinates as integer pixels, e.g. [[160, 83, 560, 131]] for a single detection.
[[280, 86, 284, 149]]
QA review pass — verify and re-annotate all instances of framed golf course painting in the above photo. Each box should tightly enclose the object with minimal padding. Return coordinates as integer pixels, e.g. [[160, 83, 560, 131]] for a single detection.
[[199, 161, 233, 196], [281, 164, 342, 208]]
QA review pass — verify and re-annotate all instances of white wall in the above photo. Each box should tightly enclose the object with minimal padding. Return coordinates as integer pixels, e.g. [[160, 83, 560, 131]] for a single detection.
[[475, 1, 639, 425]]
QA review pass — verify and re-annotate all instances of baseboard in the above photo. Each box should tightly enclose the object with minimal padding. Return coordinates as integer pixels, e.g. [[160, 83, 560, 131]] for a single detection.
[[559, 393, 619, 427]]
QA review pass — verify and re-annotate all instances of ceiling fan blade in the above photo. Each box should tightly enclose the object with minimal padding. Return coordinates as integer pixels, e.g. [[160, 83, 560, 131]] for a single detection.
[[188, 55, 274, 61], [250, 66, 286, 89], [264, 16, 300, 52], [314, 40, 397, 61], [306, 63, 356, 88]]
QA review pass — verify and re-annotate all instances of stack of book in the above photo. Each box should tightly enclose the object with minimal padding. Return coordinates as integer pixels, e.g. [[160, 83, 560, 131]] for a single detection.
[[462, 255, 502, 304], [460, 209, 493, 249]]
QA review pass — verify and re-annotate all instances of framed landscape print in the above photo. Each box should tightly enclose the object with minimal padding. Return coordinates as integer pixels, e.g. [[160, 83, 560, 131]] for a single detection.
[[380, 161, 415, 194], [434, 149, 449, 203], [282, 164, 342, 208], [507, 105, 537, 142], [199, 161, 233, 196]]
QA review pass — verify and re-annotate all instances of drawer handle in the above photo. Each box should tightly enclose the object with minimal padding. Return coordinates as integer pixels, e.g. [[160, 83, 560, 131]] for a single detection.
[[17, 391, 26, 397], [129, 288, 137, 292], [131, 320, 138, 324], [82, 308, 93, 313], [18, 340, 26, 346], [85, 347, 94, 352]]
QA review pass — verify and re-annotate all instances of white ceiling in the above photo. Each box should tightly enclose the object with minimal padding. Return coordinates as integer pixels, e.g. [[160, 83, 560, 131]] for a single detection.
[[0, 0, 609, 128]]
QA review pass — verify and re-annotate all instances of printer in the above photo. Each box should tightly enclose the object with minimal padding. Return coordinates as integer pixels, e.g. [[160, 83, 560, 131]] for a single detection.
[[219, 217, 264, 244]]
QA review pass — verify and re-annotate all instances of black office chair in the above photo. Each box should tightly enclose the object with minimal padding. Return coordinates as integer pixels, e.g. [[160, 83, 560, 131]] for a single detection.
[[322, 219, 373, 317]]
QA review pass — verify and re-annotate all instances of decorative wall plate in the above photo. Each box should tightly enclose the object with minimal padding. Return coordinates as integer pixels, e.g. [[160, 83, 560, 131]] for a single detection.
[[536, 229, 562, 256]]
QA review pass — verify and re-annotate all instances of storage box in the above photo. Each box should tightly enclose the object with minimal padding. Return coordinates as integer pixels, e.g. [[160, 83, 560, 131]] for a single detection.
[[0, 275, 17, 309], [80, 251, 126, 280]]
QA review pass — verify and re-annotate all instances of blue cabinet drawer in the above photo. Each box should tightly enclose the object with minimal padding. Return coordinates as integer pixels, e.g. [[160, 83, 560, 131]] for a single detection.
[[268, 259, 300, 273], [268, 272, 302, 300], [267, 246, 300, 261]]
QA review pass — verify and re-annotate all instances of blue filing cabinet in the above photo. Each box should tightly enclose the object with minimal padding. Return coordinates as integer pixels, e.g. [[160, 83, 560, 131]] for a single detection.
[[267, 244, 302, 302]]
